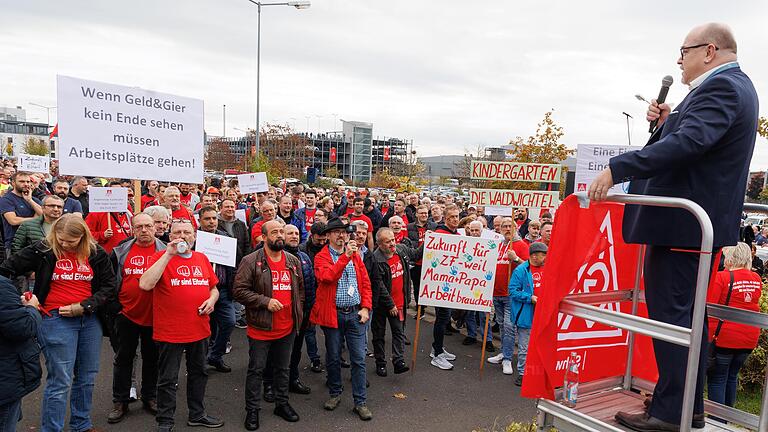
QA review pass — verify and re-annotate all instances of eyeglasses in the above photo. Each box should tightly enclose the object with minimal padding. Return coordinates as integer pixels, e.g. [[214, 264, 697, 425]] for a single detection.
[[679, 43, 718, 59]]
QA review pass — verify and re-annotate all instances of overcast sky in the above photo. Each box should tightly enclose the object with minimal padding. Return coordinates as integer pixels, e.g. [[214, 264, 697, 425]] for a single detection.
[[3, 1, 767, 167]]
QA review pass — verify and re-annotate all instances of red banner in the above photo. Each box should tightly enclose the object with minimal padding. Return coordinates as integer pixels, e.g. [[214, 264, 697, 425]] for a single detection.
[[383, 146, 390, 161], [330, 147, 337, 163], [522, 195, 657, 400]]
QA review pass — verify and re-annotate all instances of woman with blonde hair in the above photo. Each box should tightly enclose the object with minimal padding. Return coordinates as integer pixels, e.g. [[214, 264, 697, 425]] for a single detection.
[[0, 213, 117, 432], [706, 242, 762, 408]]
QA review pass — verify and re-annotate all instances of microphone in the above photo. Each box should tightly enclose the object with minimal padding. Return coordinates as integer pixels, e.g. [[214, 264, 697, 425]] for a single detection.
[[648, 75, 674, 133]]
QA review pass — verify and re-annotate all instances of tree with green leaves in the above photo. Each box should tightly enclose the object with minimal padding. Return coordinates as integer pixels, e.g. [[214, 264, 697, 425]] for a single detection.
[[23, 137, 49, 156]]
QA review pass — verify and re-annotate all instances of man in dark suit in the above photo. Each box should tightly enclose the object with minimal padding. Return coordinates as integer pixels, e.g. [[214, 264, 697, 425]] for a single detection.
[[589, 23, 759, 431]]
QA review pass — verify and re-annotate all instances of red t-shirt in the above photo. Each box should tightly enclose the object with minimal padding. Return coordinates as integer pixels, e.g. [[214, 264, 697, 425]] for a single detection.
[[172, 207, 198, 229], [395, 230, 407, 243], [179, 192, 193, 207], [389, 255, 405, 312], [44, 254, 93, 312], [304, 208, 317, 232], [397, 213, 409, 226], [707, 268, 762, 349], [151, 251, 218, 343], [530, 264, 544, 296], [248, 253, 294, 340], [119, 243, 157, 326], [251, 220, 267, 247], [495, 240, 531, 297], [141, 194, 156, 210], [350, 213, 373, 232]]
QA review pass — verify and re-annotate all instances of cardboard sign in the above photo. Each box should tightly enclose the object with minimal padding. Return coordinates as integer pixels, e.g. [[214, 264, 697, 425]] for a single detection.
[[470, 161, 562, 183], [56, 75, 204, 183], [237, 172, 269, 194], [418, 232, 499, 312], [89, 187, 129, 213], [235, 209, 247, 224], [574, 144, 640, 193], [470, 189, 559, 208], [195, 230, 237, 267], [17, 154, 50, 174]]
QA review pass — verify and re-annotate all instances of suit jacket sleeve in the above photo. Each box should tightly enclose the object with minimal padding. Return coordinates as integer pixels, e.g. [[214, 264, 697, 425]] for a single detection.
[[610, 78, 740, 182]]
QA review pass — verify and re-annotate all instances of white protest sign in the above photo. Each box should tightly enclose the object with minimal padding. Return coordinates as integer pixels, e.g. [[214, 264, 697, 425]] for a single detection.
[[57, 75, 204, 183], [418, 232, 499, 312], [89, 187, 128, 213], [195, 230, 237, 268], [481, 229, 504, 242], [237, 172, 269, 194], [484, 205, 513, 216], [235, 209, 247, 224], [574, 144, 640, 194], [17, 154, 50, 174]]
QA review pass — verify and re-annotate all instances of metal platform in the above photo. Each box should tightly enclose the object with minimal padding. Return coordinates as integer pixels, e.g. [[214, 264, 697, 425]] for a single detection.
[[538, 389, 744, 432]]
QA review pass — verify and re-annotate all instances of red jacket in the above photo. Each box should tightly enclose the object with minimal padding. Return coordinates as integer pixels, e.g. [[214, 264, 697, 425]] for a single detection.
[[85, 211, 133, 254], [707, 268, 762, 349], [310, 245, 372, 328]]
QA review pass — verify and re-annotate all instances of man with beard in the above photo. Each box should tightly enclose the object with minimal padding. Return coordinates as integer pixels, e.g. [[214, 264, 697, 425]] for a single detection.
[[52, 179, 83, 216], [261, 224, 316, 403], [218, 199, 251, 264], [514, 208, 531, 238], [179, 183, 200, 209], [234, 220, 304, 430], [0, 171, 43, 256], [198, 206, 237, 374], [107, 213, 166, 423]]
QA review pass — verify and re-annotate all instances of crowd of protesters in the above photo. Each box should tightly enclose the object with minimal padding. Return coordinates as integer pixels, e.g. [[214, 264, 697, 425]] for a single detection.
[[0, 167, 555, 432]]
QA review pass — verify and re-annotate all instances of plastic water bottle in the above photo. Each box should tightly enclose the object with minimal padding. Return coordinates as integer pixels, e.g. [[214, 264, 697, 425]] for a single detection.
[[563, 351, 580, 408]]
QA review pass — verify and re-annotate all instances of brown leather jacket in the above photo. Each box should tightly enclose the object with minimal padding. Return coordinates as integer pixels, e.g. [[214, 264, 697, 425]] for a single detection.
[[233, 248, 305, 332]]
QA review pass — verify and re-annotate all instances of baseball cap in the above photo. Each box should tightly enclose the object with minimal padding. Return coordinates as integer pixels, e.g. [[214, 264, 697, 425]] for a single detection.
[[207, 186, 220, 194]]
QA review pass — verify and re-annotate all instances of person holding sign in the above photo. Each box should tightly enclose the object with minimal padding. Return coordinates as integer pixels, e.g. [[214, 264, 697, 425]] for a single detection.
[[310, 218, 373, 421], [429, 204, 461, 371], [233, 220, 305, 430], [0, 214, 117, 432], [106, 213, 166, 423], [139, 219, 223, 431], [365, 227, 411, 377]]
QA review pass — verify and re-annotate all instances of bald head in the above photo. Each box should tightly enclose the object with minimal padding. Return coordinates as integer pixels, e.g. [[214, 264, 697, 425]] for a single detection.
[[691, 23, 737, 54]]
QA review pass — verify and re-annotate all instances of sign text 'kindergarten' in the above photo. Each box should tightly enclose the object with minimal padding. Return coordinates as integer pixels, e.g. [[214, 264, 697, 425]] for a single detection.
[[418, 232, 499, 312], [470, 161, 562, 183]]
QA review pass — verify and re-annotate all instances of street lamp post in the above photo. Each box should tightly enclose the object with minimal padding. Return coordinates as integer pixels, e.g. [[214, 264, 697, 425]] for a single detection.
[[245, 0, 310, 159], [622, 112, 633, 146], [29, 102, 56, 131]]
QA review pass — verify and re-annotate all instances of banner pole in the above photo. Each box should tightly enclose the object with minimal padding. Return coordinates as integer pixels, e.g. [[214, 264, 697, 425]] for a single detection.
[[133, 180, 142, 213], [107, 214, 112, 231], [479, 312, 490, 380], [410, 305, 422, 375]]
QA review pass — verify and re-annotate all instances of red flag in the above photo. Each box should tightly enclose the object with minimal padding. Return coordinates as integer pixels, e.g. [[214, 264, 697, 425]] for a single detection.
[[49, 123, 58, 139], [521, 195, 657, 400], [330, 147, 337, 163], [383, 146, 390, 161]]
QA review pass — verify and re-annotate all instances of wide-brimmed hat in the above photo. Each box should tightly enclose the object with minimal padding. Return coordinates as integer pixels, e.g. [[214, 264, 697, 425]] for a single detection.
[[321, 218, 349, 235]]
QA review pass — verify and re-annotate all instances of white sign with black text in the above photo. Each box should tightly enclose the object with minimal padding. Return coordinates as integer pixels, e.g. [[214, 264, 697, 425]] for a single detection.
[[574, 144, 641, 194], [237, 172, 269, 194], [195, 230, 237, 268], [89, 187, 129, 213]]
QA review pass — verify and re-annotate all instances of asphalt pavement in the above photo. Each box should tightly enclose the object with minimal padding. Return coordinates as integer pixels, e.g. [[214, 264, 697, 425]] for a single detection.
[[17, 311, 537, 432]]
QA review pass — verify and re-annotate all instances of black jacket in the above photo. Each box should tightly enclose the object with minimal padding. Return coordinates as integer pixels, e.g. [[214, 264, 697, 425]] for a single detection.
[[0, 276, 42, 405], [364, 248, 411, 310], [218, 216, 251, 266], [406, 220, 437, 246], [0, 241, 117, 315]]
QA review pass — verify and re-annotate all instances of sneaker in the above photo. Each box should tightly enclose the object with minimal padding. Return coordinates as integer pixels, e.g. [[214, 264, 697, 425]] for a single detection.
[[324, 395, 342, 411], [225, 341, 232, 354], [187, 414, 224, 428], [487, 353, 504, 364], [502, 359, 514, 375], [353, 405, 373, 421], [129, 387, 138, 402], [235, 319, 247, 329], [514, 375, 523, 386], [430, 353, 454, 370], [430, 347, 456, 361], [310, 359, 324, 373]]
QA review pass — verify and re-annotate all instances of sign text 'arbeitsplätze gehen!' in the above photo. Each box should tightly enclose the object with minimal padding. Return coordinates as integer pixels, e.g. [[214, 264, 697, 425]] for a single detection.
[[56, 75, 204, 184], [418, 232, 499, 312], [470, 160, 562, 183], [469, 189, 559, 208]]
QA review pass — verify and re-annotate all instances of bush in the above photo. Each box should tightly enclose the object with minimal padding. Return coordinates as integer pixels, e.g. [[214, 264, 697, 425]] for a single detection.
[[738, 283, 768, 389]]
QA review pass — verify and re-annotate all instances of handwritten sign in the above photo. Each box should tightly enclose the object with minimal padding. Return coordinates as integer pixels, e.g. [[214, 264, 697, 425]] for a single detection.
[[470, 188, 559, 208], [418, 232, 499, 312], [17, 154, 51, 174], [237, 172, 269, 194], [89, 187, 128, 213], [235, 209, 247, 224], [470, 161, 562, 183], [195, 230, 237, 267]]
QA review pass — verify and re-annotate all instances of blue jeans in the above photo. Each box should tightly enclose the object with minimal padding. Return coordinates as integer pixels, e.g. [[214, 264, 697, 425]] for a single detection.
[[208, 291, 235, 363], [515, 326, 530, 375], [707, 349, 751, 407], [322, 307, 367, 406], [0, 399, 22, 432], [304, 325, 320, 362], [38, 311, 102, 432], [494, 296, 515, 361], [465, 311, 492, 341]]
